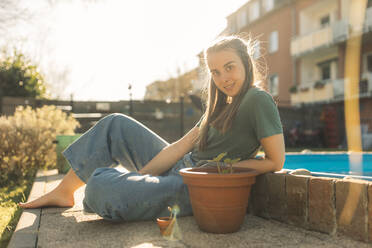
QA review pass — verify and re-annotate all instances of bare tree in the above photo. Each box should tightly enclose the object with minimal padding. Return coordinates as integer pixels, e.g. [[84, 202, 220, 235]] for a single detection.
[[0, 0, 106, 99], [0, 0, 32, 34]]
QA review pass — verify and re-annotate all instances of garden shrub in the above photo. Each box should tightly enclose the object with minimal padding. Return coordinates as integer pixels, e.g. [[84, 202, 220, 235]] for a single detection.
[[0, 48, 48, 98], [0, 105, 79, 185]]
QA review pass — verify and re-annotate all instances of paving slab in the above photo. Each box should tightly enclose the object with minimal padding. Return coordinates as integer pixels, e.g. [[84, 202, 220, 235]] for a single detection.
[[10, 170, 372, 248]]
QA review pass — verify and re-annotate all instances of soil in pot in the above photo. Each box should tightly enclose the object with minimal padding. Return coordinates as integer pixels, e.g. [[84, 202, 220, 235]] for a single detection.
[[179, 167, 257, 234]]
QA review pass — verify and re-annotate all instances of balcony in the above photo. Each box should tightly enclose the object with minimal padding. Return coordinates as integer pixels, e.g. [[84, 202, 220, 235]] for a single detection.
[[290, 80, 335, 105], [291, 6, 372, 57], [290, 75, 372, 105], [332, 78, 345, 100], [364, 7, 372, 32], [291, 20, 349, 57]]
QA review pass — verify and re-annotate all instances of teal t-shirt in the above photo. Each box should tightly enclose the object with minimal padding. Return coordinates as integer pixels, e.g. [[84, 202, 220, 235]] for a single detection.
[[190, 87, 283, 162]]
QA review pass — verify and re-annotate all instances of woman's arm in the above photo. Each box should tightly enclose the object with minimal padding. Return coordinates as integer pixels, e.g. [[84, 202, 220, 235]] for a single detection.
[[138, 126, 199, 176], [232, 133, 285, 174]]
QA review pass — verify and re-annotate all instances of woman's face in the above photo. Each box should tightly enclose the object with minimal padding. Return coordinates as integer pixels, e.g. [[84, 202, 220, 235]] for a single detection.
[[207, 49, 246, 97]]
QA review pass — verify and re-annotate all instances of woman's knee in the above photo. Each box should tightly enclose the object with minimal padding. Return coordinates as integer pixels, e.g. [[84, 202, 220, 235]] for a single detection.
[[109, 113, 135, 125], [98, 113, 131, 127], [106, 113, 141, 137]]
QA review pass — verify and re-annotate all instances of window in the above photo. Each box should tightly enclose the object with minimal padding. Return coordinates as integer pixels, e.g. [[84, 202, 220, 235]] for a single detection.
[[319, 63, 331, 80], [317, 59, 337, 81], [367, 54, 372, 72], [237, 10, 247, 29], [269, 74, 279, 96], [320, 15, 330, 28], [269, 31, 278, 53], [249, 1, 259, 21], [360, 79, 368, 93], [263, 0, 274, 12]]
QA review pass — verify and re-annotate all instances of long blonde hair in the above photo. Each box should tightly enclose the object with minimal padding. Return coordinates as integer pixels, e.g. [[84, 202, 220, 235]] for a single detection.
[[198, 36, 263, 151]]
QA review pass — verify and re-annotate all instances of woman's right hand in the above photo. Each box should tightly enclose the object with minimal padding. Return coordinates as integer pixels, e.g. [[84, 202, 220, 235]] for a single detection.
[[139, 126, 199, 176]]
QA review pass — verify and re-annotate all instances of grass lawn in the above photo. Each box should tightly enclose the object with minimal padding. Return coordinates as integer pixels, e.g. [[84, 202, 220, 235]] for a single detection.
[[0, 176, 34, 248]]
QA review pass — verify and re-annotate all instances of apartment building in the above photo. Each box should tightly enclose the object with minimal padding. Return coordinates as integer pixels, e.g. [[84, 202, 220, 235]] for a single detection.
[[215, 0, 295, 106], [290, 0, 372, 105], [144, 69, 197, 102], [204, 0, 372, 105], [200, 0, 372, 148], [290, 0, 372, 137], [173, 0, 295, 107]]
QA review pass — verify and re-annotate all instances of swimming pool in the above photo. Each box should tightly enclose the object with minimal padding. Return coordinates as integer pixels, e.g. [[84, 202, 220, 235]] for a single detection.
[[283, 153, 372, 180]]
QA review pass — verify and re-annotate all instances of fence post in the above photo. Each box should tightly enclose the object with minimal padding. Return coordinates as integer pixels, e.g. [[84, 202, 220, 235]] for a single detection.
[[129, 98, 133, 116], [180, 95, 184, 138], [128, 84, 133, 116], [70, 94, 74, 113]]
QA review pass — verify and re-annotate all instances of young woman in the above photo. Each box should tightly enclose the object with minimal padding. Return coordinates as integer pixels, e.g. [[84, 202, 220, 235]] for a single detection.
[[19, 36, 285, 221]]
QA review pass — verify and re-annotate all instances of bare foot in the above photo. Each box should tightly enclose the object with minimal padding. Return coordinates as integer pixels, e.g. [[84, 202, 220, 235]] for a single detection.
[[18, 188, 75, 209]]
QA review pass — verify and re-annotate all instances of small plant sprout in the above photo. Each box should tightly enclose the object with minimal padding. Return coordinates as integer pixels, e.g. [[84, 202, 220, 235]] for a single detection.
[[222, 158, 241, 174], [212, 152, 227, 163], [163, 204, 182, 241], [211, 153, 241, 174], [167, 206, 172, 218], [168, 204, 180, 219]]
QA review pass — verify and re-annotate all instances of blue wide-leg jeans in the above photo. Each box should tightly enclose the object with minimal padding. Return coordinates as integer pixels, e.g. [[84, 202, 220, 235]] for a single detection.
[[63, 113, 195, 222]]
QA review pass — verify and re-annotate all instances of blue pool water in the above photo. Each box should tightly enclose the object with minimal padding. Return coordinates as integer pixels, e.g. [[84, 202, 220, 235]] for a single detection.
[[283, 153, 372, 180]]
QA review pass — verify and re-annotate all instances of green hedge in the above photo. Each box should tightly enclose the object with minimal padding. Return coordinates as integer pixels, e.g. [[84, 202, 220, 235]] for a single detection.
[[0, 105, 79, 185]]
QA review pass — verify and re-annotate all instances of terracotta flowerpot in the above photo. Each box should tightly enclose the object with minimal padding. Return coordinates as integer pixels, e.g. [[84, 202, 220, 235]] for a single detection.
[[156, 217, 172, 236], [179, 167, 257, 234]]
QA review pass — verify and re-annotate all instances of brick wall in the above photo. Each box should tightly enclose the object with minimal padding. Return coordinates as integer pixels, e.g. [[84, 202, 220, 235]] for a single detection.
[[248, 171, 371, 243], [239, 1, 294, 107]]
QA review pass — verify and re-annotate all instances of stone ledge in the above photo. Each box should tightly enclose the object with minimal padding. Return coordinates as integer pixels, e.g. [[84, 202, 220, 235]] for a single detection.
[[309, 177, 336, 234], [250, 172, 372, 243], [336, 178, 368, 242], [7, 170, 57, 248], [286, 174, 309, 228], [266, 173, 287, 222]]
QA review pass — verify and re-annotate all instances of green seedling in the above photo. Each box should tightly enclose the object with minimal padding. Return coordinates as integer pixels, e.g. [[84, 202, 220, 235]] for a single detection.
[[212, 152, 227, 163], [210, 153, 241, 174], [163, 204, 182, 241], [167, 204, 180, 219]]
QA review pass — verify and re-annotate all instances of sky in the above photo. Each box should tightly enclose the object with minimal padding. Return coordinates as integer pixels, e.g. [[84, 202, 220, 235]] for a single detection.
[[2, 0, 249, 101]]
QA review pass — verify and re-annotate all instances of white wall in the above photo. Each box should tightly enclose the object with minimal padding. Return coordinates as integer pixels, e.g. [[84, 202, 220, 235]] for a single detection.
[[299, 0, 338, 35], [300, 48, 338, 85]]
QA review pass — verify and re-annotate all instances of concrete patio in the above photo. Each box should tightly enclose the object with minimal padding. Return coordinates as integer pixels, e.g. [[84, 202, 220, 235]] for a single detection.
[[7, 170, 371, 248]]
